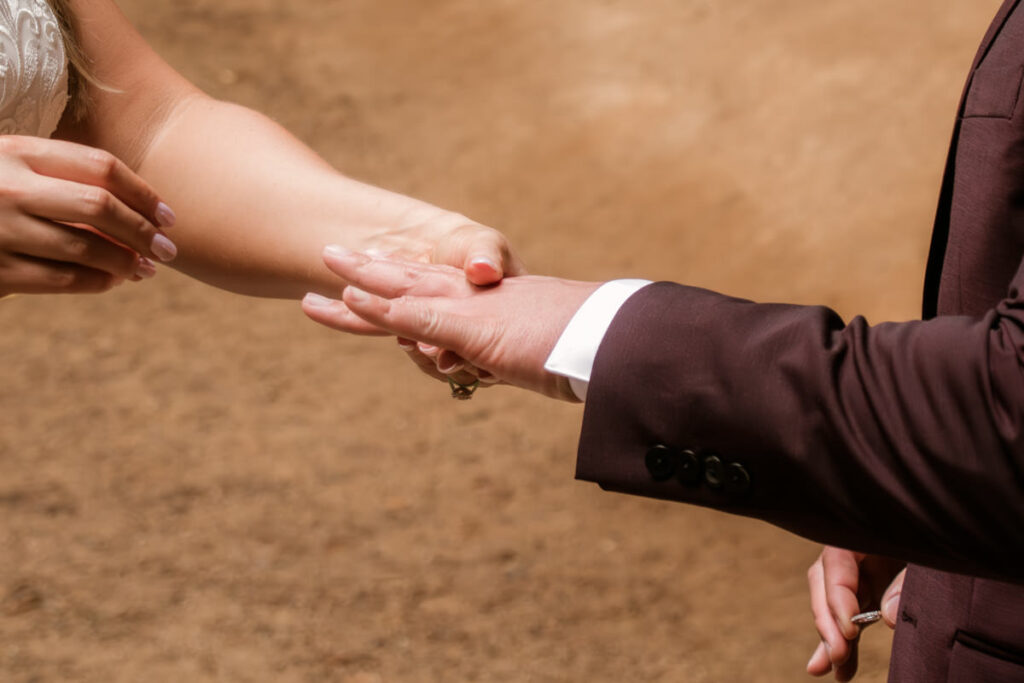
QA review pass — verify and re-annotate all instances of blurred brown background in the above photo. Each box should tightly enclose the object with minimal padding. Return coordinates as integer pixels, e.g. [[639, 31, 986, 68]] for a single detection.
[[0, 1, 1003, 681]]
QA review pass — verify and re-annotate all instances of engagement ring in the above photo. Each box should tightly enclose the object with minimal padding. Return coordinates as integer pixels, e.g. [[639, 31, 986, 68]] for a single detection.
[[448, 377, 480, 400]]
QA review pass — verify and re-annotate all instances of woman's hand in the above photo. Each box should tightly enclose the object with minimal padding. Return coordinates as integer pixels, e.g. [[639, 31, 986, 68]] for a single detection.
[[301, 248, 598, 400], [355, 210, 526, 287], [806, 547, 906, 681], [0, 136, 177, 297]]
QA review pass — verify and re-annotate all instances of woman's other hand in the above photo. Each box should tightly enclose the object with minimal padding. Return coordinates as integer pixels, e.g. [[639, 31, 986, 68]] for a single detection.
[[0, 136, 176, 296], [357, 211, 526, 286]]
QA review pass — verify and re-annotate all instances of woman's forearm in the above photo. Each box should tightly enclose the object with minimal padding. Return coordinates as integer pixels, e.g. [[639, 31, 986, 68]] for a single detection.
[[136, 95, 472, 298], [56, 0, 514, 299]]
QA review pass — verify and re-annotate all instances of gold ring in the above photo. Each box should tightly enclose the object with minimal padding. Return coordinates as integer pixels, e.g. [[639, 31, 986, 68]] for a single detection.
[[448, 377, 480, 400]]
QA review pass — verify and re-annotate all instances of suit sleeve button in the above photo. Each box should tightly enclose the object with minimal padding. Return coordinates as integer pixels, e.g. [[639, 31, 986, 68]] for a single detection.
[[677, 449, 701, 485], [645, 445, 678, 481], [702, 454, 724, 489], [724, 462, 751, 496]]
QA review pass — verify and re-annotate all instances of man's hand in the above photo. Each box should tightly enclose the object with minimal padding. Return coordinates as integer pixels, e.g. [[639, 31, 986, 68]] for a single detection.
[[806, 547, 906, 681], [301, 247, 599, 401]]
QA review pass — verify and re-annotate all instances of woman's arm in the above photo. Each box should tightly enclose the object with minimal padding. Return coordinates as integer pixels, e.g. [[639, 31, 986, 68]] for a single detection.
[[56, 0, 520, 298]]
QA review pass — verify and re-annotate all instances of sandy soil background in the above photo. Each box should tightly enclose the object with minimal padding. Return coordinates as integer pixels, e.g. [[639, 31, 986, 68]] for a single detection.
[[0, 1, 1004, 681]]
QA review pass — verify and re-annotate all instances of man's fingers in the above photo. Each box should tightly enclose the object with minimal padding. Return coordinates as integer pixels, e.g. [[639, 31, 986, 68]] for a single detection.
[[398, 338, 450, 382], [300, 292, 394, 336], [807, 641, 832, 677], [880, 569, 906, 628], [10, 136, 174, 229], [323, 245, 468, 299], [808, 558, 852, 670], [822, 549, 864, 641], [834, 640, 860, 682], [340, 286, 473, 356]]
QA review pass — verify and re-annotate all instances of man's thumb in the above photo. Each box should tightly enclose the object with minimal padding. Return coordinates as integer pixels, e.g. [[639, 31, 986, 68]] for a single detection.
[[881, 568, 907, 628]]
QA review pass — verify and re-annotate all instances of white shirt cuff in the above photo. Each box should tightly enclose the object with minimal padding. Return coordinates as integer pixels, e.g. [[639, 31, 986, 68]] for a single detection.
[[544, 279, 653, 401]]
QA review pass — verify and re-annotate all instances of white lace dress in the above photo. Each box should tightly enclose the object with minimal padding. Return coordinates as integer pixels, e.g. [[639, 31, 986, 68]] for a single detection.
[[0, 0, 68, 138]]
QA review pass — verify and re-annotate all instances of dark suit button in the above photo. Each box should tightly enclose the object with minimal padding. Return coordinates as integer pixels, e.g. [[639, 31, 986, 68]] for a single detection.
[[702, 454, 724, 489], [677, 449, 700, 485], [645, 445, 678, 481], [724, 462, 751, 496]]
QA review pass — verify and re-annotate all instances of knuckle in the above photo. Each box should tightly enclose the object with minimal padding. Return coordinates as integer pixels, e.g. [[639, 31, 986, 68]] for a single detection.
[[0, 135, 25, 157], [86, 148, 120, 181], [61, 233, 94, 260], [46, 265, 79, 289], [80, 187, 115, 217]]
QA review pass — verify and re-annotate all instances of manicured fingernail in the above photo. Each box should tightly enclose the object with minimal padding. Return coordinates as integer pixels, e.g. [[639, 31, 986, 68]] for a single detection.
[[397, 340, 417, 351], [470, 257, 499, 272], [155, 202, 176, 228], [418, 343, 438, 355], [438, 362, 464, 374], [345, 286, 368, 303], [151, 233, 177, 262], [324, 245, 353, 258], [135, 257, 157, 279], [303, 292, 335, 308]]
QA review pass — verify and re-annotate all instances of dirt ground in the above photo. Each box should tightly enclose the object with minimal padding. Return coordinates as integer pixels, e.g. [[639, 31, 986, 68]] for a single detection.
[[0, 1, 1004, 681]]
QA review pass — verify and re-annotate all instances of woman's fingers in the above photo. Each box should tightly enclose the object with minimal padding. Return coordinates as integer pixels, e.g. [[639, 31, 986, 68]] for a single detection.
[[322, 245, 469, 299], [7, 136, 174, 230], [21, 175, 176, 262], [0, 253, 120, 295], [429, 223, 527, 286], [397, 338, 449, 382], [12, 219, 151, 280]]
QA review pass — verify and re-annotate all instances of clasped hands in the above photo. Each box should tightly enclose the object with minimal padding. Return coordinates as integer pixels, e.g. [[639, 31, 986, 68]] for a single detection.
[[302, 245, 599, 401]]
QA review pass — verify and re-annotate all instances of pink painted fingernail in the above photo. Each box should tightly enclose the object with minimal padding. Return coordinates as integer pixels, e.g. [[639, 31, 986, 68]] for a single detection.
[[303, 292, 335, 308], [418, 343, 438, 355], [151, 233, 177, 262], [470, 257, 499, 272], [397, 340, 417, 351], [155, 202, 176, 228], [135, 257, 157, 279], [345, 286, 368, 303]]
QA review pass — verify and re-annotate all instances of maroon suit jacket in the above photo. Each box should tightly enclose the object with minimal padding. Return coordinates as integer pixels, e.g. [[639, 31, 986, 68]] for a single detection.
[[576, 2, 1024, 680]]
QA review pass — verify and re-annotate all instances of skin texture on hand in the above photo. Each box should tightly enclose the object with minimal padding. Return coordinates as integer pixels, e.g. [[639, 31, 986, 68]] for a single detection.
[[301, 247, 599, 401], [0, 136, 175, 296], [806, 547, 906, 681]]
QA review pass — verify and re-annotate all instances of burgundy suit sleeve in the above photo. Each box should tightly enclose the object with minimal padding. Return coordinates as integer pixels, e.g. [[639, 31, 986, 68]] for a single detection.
[[576, 265, 1024, 581]]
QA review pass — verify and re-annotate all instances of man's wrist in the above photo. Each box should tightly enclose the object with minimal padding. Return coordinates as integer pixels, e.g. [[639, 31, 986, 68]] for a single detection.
[[544, 279, 653, 401]]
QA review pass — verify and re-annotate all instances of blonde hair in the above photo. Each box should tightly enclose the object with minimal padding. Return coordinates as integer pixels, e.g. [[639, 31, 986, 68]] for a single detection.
[[47, 0, 94, 119]]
